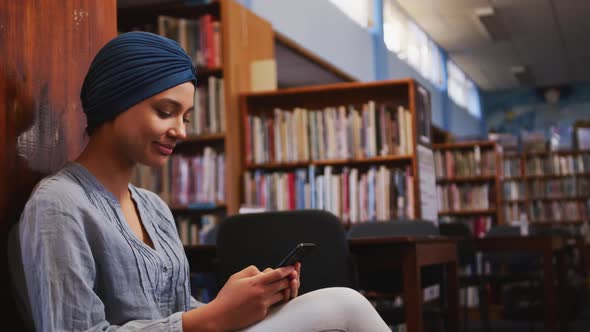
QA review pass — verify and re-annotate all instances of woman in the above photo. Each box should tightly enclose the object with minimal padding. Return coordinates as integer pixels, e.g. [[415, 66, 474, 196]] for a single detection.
[[15, 31, 390, 331]]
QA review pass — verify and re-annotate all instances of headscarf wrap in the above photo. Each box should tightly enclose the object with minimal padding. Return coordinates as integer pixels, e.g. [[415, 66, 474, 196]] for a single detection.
[[80, 31, 197, 133]]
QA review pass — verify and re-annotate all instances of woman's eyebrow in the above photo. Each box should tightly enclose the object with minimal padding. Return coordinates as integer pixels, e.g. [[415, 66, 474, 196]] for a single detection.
[[155, 98, 182, 109]]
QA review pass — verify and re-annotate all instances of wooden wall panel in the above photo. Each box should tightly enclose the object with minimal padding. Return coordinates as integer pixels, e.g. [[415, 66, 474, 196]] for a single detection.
[[0, 0, 117, 327]]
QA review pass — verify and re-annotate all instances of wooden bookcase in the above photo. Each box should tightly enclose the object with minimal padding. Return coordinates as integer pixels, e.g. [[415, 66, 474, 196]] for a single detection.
[[501, 150, 590, 226], [239, 79, 438, 226], [432, 141, 503, 235], [432, 124, 453, 144], [118, 0, 275, 223]]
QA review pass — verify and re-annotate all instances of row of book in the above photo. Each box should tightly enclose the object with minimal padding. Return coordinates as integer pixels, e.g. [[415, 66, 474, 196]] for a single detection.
[[243, 165, 415, 223], [177, 214, 220, 246], [130, 147, 225, 206], [503, 177, 590, 199], [525, 154, 590, 176], [529, 178, 589, 198], [158, 14, 222, 68], [503, 203, 527, 223], [436, 184, 494, 212], [244, 102, 414, 164], [502, 181, 526, 200], [171, 148, 225, 206], [529, 200, 589, 222], [433, 148, 496, 179], [502, 158, 522, 178], [190, 76, 225, 135]]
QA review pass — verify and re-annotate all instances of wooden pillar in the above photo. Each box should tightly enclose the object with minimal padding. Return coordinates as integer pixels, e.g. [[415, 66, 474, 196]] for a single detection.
[[0, 1, 116, 328]]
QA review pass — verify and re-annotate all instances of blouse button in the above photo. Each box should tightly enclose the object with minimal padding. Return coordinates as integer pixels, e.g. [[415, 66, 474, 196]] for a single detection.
[[162, 266, 168, 273]]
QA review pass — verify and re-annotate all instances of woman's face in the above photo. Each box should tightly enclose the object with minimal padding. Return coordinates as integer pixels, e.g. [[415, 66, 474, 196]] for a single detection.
[[111, 82, 195, 167]]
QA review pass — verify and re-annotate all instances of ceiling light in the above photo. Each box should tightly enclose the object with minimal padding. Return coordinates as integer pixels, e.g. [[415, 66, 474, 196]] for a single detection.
[[475, 6, 510, 42]]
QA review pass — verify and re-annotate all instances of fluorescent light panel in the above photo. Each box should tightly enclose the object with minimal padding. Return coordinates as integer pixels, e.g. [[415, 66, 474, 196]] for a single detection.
[[475, 6, 510, 43]]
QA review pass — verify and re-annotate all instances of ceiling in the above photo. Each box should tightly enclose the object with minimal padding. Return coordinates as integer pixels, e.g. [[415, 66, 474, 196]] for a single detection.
[[397, 0, 590, 91]]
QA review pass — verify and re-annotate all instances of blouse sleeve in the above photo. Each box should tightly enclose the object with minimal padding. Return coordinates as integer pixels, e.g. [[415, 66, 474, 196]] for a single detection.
[[18, 196, 186, 332]]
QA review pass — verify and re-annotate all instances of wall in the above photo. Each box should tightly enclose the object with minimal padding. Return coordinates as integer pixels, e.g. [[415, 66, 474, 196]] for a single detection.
[[249, 0, 375, 82], [244, 0, 483, 138], [482, 84, 590, 148]]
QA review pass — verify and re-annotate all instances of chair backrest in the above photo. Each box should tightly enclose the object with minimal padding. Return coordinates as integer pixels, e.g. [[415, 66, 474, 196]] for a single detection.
[[7, 223, 35, 332], [486, 225, 521, 237], [347, 219, 439, 239], [483, 225, 540, 268], [438, 221, 477, 267], [216, 210, 354, 295], [530, 225, 571, 237]]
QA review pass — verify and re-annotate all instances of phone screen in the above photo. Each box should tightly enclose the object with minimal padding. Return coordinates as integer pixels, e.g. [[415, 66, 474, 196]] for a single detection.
[[276, 243, 316, 268]]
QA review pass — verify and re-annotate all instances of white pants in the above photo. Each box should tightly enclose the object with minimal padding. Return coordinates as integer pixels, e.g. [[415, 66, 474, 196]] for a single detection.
[[241, 287, 390, 332]]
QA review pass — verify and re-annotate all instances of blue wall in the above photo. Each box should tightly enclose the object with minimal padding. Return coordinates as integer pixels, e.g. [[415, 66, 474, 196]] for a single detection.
[[243, 0, 483, 138], [482, 84, 590, 148], [250, 0, 375, 81]]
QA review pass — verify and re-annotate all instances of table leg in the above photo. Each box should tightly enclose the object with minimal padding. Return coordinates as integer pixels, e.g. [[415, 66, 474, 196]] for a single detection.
[[556, 249, 568, 332], [403, 248, 424, 332], [446, 260, 460, 332], [576, 238, 587, 278], [543, 250, 558, 332]]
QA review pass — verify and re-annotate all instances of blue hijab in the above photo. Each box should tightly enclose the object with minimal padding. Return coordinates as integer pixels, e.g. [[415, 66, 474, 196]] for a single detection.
[[80, 31, 197, 133]]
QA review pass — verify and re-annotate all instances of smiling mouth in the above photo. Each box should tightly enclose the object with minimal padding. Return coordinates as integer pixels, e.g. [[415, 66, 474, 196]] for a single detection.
[[154, 142, 175, 155]]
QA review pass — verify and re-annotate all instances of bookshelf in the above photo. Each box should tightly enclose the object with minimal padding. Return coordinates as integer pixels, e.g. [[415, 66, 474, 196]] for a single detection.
[[432, 124, 453, 144], [433, 141, 503, 236], [501, 149, 590, 226], [118, 0, 276, 244], [239, 79, 438, 226]]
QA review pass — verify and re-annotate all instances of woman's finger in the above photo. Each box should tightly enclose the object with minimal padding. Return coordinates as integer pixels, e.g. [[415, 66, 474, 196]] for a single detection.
[[269, 290, 286, 307], [290, 277, 299, 299]]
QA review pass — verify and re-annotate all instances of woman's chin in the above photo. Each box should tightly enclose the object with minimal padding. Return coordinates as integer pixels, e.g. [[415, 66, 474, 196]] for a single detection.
[[139, 155, 170, 168]]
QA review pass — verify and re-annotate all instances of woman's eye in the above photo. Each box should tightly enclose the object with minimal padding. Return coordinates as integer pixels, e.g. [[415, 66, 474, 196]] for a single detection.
[[156, 109, 172, 118], [183, 117, 191, 124]]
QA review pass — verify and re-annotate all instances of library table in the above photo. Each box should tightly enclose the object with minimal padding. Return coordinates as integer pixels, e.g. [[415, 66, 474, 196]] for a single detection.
[[348, 236, 460, 332], [473, 235, 566, 332]]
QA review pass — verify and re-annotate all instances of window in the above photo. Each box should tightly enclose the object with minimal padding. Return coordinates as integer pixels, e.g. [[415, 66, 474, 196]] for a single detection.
[[329, 0, 373, 28], [382, 0, 444, 88], [447, 60, 481, 118]]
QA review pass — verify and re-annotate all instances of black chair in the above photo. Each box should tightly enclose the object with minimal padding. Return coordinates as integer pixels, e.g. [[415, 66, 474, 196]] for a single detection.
[[347, 219, 446, 330], [7, 223, 35, 332], [439, 221, 491, 332], [215, 210, 355, 295], [190, 220, 220, 303]]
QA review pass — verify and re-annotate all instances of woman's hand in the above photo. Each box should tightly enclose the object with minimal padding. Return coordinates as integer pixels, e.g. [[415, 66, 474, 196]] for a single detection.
[[264, 262, 301, 302], [204, 265, 294, 331], [289, 262, 301, 300]]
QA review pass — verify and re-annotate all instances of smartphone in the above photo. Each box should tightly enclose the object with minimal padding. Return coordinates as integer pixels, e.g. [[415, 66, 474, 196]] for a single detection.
[[276, 243, 316, 268]]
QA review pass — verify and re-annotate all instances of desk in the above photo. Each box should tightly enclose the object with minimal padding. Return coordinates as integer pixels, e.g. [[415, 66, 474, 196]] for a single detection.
[[474, 236, 566, 332], [184, 237, 460, 332], [348, 236, 460, 332]]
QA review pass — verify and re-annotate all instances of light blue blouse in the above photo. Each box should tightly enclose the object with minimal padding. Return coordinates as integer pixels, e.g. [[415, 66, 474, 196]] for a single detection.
[[17, 162, 203, 331]]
